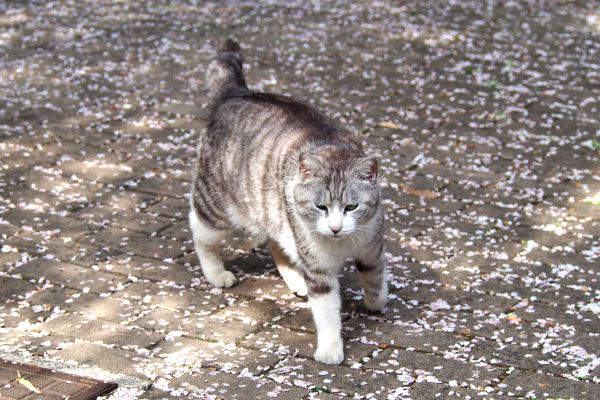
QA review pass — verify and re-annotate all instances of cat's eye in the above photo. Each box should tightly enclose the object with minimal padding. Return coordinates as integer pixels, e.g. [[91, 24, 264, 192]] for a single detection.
[[345, 204, 358, 211], [315, 204, 328, 211]]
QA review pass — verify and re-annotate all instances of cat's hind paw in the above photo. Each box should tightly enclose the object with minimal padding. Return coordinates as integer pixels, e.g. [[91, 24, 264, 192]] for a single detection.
[[314, 341, 344, 365], [207, 270, 237, 288]]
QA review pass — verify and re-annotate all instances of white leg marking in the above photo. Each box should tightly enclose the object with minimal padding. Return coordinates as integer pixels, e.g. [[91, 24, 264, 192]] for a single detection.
[[310, 288, 344, 365], [189, 210, 236, 288], [269, 239, 308, 296], [279, 266, 308, 297]]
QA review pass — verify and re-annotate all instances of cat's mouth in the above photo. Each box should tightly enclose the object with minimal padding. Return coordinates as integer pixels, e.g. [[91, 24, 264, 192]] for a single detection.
[[327, 231, 347, 239], [317, 231, 344, 239], [315, 224, 351, 239]]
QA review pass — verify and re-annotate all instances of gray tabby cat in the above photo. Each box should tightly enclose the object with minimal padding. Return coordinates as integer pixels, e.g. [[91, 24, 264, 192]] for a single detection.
[[189, 39, 387, 365]]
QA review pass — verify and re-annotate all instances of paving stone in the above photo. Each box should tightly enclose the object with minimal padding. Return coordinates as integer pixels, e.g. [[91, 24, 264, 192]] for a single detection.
[[0, 208, 92, 241], [268, 357, 403, 398], [133, 306, 260, 343], [16, 258, 129, 294], [135, 177, 190, 199], [145, 196, 190, 219], [81, 226, 186, 260], [113, 279, 232, 314], [394, 285, 515, 316], [0, 276, 39, 301], [470, 335, 577, 376], [95, 254, 201, 285], [95, 189, 160, 212], [7, 230, 123, 266], [171, 368, 309, 399], [57, 157, 137, 185], [342, 317, 466, 354], [33, 313, 162, 350], [72, 205, 173, 234], [153, 337, 281, 376], [0, 184, 92, 214], [52, 340, 152, 380], [2, 331, 77, 357], [159, 221, 192, 241], [510, 300, 598, 333], [228, 276, 301, 300], [305, 392, 349, 400], [365, 348, 504, 389], [138, 387, 182, 400], [0, 275, 55, 329], [407, 382, 494, 399], [213, 298, 285, 325], [499, 369, 600, 399], [423, 307, 526, 339]]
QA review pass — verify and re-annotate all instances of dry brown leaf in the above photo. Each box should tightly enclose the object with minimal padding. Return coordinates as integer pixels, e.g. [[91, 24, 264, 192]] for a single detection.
[[404, 186, 440, 199], [505, 314, 522, 323], [17, 371, 42, 394], [377, 121, 400, 129]]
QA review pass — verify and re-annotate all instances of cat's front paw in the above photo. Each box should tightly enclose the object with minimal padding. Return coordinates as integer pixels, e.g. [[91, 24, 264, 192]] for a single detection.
[[207, 270, 237, 288], [288, 279, 308, 297], [314, 340, 344, 365]]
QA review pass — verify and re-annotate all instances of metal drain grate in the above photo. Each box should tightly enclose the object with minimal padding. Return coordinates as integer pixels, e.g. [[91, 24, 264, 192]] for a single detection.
[[0, 359, 117, 400]]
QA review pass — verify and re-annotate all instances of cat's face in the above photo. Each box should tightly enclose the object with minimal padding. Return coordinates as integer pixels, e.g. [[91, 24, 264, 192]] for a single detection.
[[294, 151, 380, 239]]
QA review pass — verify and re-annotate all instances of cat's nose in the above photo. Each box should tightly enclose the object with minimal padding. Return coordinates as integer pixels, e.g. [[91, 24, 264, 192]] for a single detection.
[[330, 226, 341, 234]]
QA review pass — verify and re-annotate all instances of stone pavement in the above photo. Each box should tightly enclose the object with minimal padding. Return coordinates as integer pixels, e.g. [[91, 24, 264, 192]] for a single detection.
[[1, 1, 599, 399]]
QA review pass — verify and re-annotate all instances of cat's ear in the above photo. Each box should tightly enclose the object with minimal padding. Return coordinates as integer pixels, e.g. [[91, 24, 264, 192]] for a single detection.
[[299, 153, 324, 179], [352, 156, 378, 183]]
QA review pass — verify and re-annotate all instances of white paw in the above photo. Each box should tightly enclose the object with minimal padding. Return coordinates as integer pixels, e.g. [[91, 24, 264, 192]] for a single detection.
[[207, 270, 237, 288], [314, 341, 344, 365], [288, 279, 308, 297], [294, 285, 308, 297]]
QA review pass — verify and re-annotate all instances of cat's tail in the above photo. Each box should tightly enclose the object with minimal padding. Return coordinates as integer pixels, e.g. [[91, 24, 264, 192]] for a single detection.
[[206, 38, 248, 103]]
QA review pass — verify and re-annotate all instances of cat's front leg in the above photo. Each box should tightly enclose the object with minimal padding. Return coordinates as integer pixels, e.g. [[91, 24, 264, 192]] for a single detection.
[[304, 268, 344, 365], [355, 241, 388, 312], [269, 240, 308, 297]]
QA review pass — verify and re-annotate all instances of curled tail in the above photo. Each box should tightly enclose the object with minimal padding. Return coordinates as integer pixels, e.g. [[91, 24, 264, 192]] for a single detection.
[[206, 39, 248, 103]]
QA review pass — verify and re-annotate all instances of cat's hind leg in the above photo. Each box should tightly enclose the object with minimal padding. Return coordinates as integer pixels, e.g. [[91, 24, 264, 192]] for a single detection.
[[189, 208, 236, 288], [269, 240, 308, 297]]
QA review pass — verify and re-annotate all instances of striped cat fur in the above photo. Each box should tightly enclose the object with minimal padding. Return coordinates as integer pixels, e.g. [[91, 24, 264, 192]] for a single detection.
[[190, 39, 388, 365]]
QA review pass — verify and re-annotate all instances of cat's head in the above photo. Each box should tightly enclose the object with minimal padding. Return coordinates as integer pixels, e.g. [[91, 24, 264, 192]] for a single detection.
[[293, 147, 381, 239]]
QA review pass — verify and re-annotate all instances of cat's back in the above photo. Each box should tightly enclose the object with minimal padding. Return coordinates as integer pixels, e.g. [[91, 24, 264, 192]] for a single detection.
[[208, 90, 343, 149]]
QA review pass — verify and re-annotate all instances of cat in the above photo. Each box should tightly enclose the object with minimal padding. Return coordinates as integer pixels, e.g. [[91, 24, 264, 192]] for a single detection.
[[189, 39, 388, 365]]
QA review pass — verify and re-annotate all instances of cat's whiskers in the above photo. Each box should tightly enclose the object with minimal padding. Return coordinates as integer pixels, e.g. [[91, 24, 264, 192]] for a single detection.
[[348, 230, 363, 248]]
